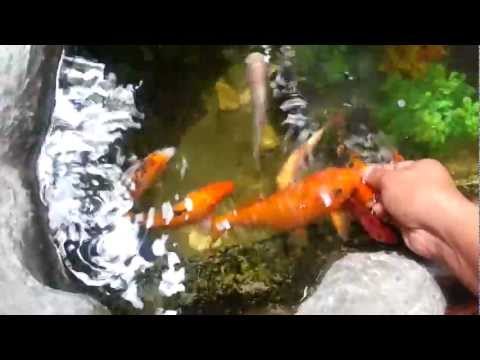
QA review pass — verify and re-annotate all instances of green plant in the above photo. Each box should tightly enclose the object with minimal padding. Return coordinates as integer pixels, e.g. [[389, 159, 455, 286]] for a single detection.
[[295, 45, 352, 88], [375, 64, 479, 155]]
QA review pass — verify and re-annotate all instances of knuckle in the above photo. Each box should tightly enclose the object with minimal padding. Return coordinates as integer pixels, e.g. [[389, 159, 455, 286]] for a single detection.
[[420, 158, 442, 168]]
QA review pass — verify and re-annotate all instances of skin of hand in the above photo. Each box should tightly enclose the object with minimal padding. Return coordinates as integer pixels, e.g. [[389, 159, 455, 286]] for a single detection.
[[362, 159, 479, 294]]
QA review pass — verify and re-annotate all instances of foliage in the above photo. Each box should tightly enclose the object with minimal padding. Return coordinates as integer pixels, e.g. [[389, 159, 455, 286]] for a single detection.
[[375, 64, 479, 155], [295, 45, 353, 89]]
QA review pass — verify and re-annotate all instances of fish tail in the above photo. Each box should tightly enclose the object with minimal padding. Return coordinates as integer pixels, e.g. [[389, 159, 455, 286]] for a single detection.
[[304, 122, 329, 164], [127, 210, 166, 230], [330, 210, 352, 241]]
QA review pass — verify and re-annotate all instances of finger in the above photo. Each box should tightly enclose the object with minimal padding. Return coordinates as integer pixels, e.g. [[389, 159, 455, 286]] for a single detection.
[[392, 161, 415, 170], [362, 165, 389, 189], [372, 199, 395, 224]]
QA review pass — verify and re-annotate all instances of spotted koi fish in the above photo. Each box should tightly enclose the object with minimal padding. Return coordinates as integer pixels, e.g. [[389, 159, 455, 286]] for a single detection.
[[125, 147, 175, 200]]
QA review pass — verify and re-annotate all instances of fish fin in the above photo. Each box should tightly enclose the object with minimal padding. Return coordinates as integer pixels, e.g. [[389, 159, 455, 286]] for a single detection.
[[305, 124, 328, 154], [276, 124, 328, 191], [330, 210, 352, 241]]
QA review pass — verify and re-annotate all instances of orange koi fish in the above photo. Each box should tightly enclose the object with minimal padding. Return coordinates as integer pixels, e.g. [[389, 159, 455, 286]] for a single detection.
[[125, 147, 176, 200], [276, 113, 351, 240], [212, 152, 400, 244], [276, 121, 330, 191], [148, 181, 235, 229], [211, 160, 388, 239], [345, 197, 398, 245]]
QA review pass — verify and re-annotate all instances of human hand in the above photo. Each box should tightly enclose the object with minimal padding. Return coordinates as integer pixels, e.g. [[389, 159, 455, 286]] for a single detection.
[[363, 159, 478, 293]]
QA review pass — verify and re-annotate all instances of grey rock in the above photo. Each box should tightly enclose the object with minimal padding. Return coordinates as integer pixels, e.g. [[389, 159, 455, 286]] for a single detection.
[[0, 161, 108, 314], [296, 252, 446, 315], [0, 45, 109, 314]]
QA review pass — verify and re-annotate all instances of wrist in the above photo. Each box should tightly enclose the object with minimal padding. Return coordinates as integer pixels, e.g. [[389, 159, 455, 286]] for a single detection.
[[434, 190, 475, 246], [434, 192, 478, 294]]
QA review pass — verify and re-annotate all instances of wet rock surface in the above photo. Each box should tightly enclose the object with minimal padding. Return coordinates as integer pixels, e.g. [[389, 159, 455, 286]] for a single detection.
[[0, 163, 108, 314], [296, 251, 447, 315], [0, 45, 108, 314]]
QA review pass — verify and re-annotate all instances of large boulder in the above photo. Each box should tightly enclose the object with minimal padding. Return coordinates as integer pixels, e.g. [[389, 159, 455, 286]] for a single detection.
[[296, 251, 446, 315], [0, 45, 108, 314]]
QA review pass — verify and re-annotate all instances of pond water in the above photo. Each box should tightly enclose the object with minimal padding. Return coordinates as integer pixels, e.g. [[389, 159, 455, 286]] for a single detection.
[[59, 45, 478, 314]]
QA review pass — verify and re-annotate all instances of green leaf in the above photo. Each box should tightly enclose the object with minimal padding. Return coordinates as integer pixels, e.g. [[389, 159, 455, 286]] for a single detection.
[[375, 63, 479, 154]]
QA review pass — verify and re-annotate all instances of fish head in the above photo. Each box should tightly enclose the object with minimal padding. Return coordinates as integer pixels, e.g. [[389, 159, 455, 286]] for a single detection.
[[142, 148, 175, 177], [184, 181, 235, 215], [245, 52, 268, 85], [145, 147, 176, 173], [245, 52, 267, 67], [129, 147, 176, 200]]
